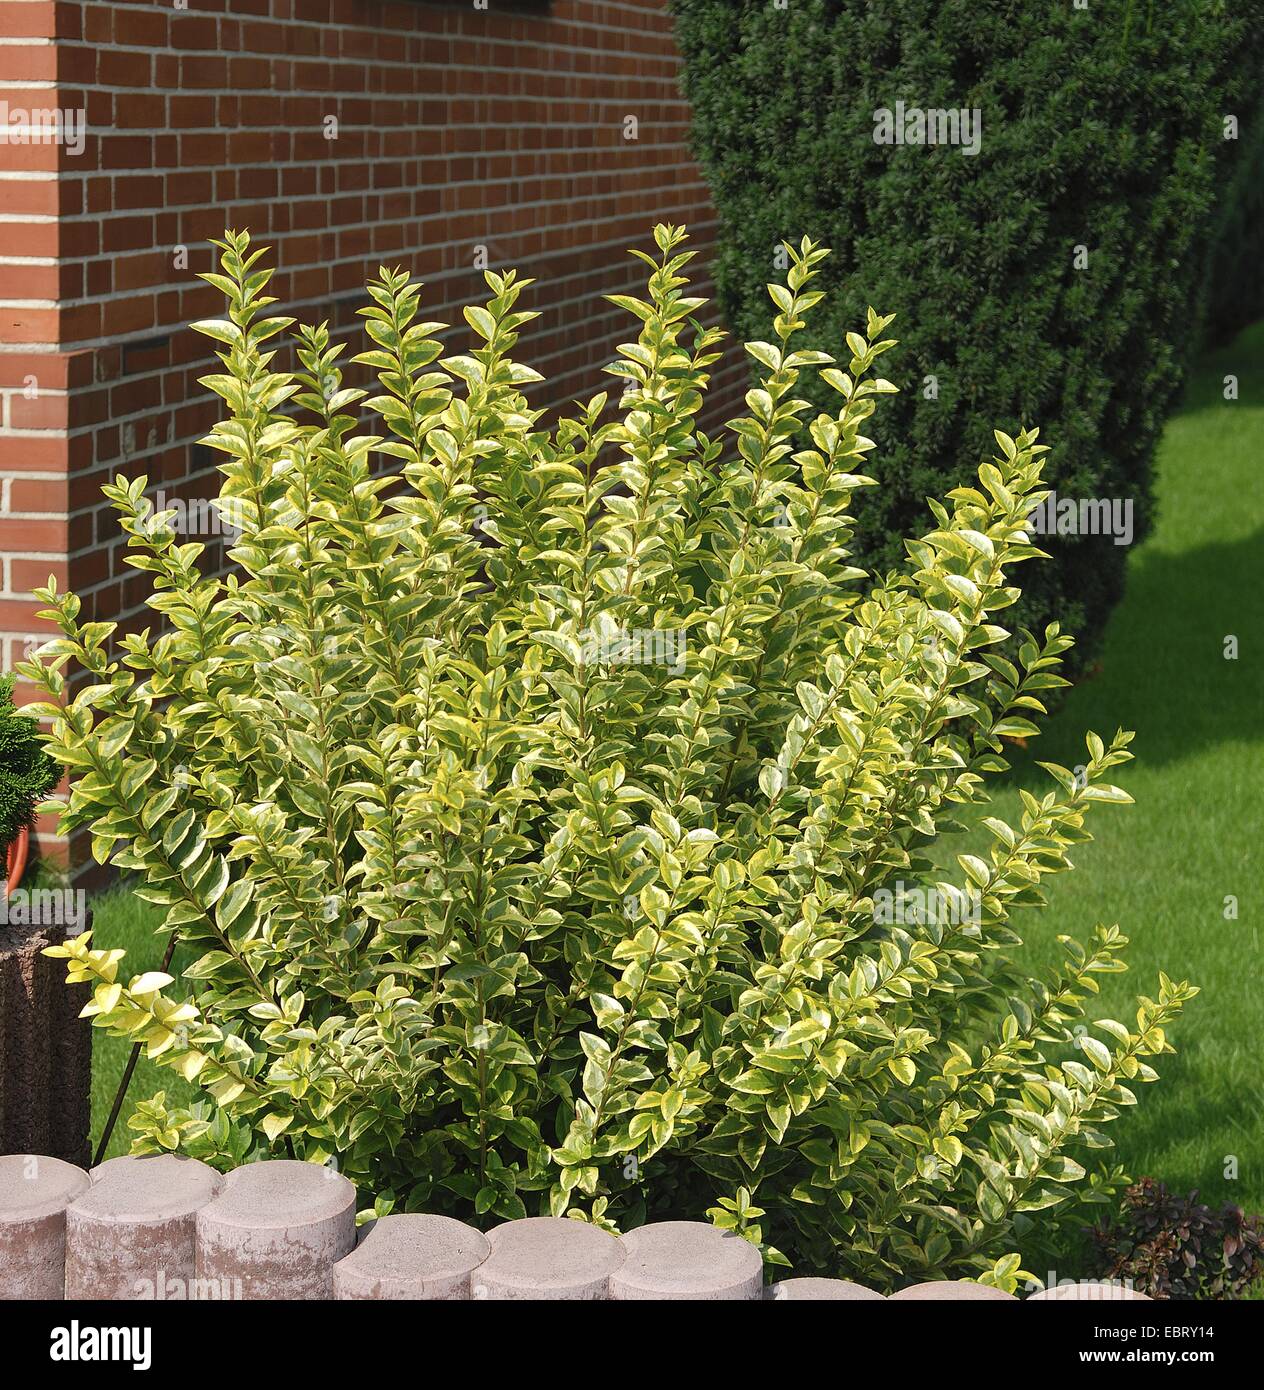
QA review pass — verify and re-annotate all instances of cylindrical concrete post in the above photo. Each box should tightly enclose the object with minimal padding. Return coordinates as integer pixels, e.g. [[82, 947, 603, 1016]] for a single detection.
[[890, 1280, 1019, 1301], [66, 1153, 222, 1300], [611, 1221, 764, 1300], [1029, 1281, 1150, 1300], [0, 1152, 90, 1298], [769, 1277, 886, 1300], [333, 1213, 490, 1300], [195, 1159, 356, 1300], [475, 1217, 625, 1300]]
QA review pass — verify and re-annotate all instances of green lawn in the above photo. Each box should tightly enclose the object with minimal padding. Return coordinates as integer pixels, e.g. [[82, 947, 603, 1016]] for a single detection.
[[86, 886, 194, 1162], [938, 321, 1264, 1245], [86, 325, 1262, 1261]]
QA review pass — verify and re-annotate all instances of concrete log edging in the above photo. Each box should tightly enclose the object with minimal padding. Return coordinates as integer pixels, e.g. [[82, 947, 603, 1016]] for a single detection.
[[334, 1213, 490, 1300], [0, 1152, 91, 1299], [612, 1220, 763, 1300], [66, 1153, 223, 1299], [0, 1151, 1153, 1300], [474, 1216, 626, 1300], [195, 1158, 357, 1300]]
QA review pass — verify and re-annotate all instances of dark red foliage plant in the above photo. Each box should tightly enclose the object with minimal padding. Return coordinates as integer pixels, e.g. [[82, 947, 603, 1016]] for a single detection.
[[1094, 1178, 1264, 1300]]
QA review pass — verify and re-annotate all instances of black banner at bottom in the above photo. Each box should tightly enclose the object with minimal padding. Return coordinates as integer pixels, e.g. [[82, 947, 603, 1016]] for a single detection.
[[5, 1293, 1254, 1376]]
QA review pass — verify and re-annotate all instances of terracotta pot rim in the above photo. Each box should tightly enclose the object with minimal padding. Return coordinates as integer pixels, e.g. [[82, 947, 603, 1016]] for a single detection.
[[5, 823, 30, 895]]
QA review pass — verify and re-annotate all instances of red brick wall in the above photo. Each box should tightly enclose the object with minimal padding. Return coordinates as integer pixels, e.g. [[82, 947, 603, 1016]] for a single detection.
[[0, 0, 747, 876]]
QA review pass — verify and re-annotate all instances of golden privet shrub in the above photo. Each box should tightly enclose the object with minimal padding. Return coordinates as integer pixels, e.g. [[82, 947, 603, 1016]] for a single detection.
[[29, 227, 1194, 1290]]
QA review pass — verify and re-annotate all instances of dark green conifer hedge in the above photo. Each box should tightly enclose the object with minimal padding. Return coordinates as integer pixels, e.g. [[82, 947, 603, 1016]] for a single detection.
[[1202, 107, 1264, 346], [671, 0, 1262, 671]]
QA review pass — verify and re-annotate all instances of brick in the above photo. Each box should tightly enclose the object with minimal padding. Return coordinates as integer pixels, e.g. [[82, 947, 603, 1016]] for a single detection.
[[82, 3, 112, 45], [333, 1214, 490, 1300], [170, 16, 219, 50], [195, 1159, 356, 1299], [0, 353, 70, 390], [104, 294, 157, 336], [0, 179, 58, 218], [0, 1154, 90, 1298], [180, 55, 227, 89], [0, 435, 75, 473], [99, 135, 155, 172], [101, 215, 156, 255], [475, 1217, 625, 1300], [7, 476, 68, 513], [0, 4, 58, 41], [113, 93, 165, 132], [0, 304, 62, 349], [113, 8, 170, 49], [85, 259, 111, 297], [6, 392, 67, 432], [97, 48, 152, 88], [65, 1154, 223, 1300], [0, 599, 59, 630], [10, 557, 69, 592], [0, 140, 61, 175], [113, 174, 164, 212], [611, 1221, 764, 1301], [0, 263, 58, 302], [0, 44, 57, 82], [113, 252, 168, 294], [0, 221, 60, 258], [0, 518, 67, 552]]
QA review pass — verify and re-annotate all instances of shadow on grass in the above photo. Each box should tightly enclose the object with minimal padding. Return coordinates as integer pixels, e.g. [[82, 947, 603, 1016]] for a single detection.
[[995, 318, 1264, 787], [997, 524, 1264, 788]]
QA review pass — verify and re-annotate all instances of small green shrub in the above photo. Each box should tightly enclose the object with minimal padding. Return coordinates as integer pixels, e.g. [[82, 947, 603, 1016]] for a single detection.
[[0, 673, 60, 854], [670, 0, 1263, 675], [30, 228, 1194, 1290]]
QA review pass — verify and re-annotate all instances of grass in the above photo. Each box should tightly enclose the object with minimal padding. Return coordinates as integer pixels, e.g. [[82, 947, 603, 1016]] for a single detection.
[[86, 885, 194, 1162], [935, 321, 1264, 1267], [82, 323, 1262, 1265]]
